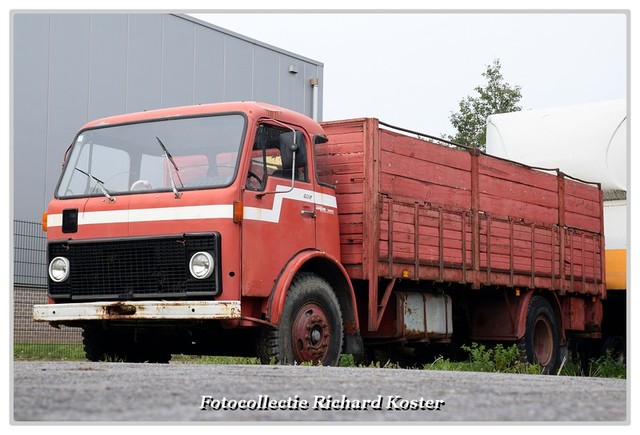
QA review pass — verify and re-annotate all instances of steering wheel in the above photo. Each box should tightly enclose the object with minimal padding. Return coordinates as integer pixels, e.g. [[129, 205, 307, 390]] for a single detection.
[[247, 171, 263, 186]]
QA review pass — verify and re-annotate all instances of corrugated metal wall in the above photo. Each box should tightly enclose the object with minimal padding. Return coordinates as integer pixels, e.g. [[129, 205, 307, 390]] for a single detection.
[[12, 13, 324, 222]]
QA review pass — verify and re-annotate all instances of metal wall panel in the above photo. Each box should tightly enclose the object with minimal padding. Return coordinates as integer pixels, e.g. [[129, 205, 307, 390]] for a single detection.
[[13, 14, 50, 221], [223, 36, 253, 102], [279, 54, 306, 114], [162, 15, 196, 107], [46, 14, 91, 209], [126, 14, 163, 112], [88, 14, 128, 120], [193, 25, 225, 104], [12, 12, 323, 222], [253, 45, 280, 105]]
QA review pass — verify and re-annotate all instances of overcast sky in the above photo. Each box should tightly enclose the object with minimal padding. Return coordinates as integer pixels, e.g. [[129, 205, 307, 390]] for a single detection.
[[192, 12, 627, 138]]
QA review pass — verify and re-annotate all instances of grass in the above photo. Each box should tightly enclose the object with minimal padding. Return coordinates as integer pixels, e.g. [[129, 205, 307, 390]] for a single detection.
[[588, 351, 627, 378], [424, 343, 626, 378], [13, 342, 626, 378], [557, 350, 626, 379], [13, 345, 262, 365], [426, 343, 542, 375], [14, 343, 86, 361]]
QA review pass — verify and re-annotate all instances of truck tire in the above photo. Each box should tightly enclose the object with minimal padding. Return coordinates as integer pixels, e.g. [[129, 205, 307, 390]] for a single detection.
[[259, 273, 343, 366], [519, 296, 561, 374]]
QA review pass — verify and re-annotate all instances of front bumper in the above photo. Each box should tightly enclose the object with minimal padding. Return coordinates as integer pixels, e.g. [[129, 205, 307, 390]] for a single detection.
[[33, 300, 241, 322]]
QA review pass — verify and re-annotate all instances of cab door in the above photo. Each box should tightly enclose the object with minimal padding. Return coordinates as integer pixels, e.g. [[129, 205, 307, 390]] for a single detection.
[[240, 123, 316, 297]]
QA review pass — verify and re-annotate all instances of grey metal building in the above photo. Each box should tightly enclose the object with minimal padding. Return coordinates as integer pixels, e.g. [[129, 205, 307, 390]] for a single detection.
[[12, 12, 324, 223]]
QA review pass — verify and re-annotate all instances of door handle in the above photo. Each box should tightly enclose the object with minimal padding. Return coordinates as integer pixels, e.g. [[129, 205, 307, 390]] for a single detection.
[[300, 210, 316, 218]]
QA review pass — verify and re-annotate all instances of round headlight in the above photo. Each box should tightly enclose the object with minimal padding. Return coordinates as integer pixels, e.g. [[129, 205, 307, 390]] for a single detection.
[[49, 257, 70, 283], [189, 252, 214, 279]]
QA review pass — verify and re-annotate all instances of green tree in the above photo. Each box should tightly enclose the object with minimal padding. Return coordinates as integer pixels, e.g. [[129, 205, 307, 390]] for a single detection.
[[447, 59, 522, 150]]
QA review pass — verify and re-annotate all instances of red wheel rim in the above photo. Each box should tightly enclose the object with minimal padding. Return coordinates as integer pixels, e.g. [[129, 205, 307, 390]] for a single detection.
[[533, 316, 553, 366], [291, 302, 331, 364]]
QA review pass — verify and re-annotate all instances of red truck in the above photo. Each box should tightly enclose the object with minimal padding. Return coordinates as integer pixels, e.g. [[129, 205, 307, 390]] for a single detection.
[[34, 101, 605, 373]]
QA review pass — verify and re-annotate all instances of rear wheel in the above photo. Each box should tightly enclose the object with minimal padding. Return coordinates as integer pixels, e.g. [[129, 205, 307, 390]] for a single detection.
[[520, 296, 561, 374], [258, 273, 343, 366]]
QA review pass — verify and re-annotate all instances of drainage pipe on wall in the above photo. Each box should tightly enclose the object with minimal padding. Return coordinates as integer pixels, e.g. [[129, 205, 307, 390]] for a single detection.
[[310, 78, 319, 121]]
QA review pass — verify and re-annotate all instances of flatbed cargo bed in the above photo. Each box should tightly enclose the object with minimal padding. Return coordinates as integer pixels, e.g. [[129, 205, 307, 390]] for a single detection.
[[317, 118, 605, 299]]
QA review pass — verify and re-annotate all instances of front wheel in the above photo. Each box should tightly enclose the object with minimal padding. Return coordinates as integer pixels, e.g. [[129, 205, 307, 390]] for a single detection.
[[519, 296, 561, 374], [258, 273, 343, 366]]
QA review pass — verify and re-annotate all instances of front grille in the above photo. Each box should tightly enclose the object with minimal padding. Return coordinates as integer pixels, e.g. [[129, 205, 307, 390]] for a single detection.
[[48, 233, 221, 300]]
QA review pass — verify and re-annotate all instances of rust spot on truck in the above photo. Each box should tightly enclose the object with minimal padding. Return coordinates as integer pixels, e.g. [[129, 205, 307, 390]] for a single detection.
[[106, 303, 137, 316]]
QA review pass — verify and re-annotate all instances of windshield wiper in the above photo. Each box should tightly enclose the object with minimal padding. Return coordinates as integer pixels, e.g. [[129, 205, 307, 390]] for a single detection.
[[156, 136, 183, 199], [74, 168, 115, 203]]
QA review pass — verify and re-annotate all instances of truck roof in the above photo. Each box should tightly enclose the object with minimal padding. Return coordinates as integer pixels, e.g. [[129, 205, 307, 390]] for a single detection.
[[81, 101, 324, 135]]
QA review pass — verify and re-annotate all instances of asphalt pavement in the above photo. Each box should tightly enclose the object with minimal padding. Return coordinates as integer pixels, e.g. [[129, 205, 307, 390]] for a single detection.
[[11, 361, 628, 423]]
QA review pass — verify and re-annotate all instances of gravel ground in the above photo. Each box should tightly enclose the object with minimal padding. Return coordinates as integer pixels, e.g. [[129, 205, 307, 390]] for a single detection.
[[12, 361, 628, 423]]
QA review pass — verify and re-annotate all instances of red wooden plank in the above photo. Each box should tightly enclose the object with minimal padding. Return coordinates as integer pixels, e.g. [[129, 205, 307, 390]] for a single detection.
[[379, 218, 467, 239], [379, 173, 471, 210], [380, 149, 472, 190], [478, 155, 560, 192], [339, 213, 363, 225], [380, 241, 467, 264], [341, 255, 364, 266], [564, 212, 602, 232], [479, 194, 558, 225], [317, 143, 365, 157], [339, 223, 363, 235], [564, 194, 602, 218], [316, 152, 365, 167], [341, 243, 363, 255], [564, 178, 601, 201], [478, 174, 559, 209], [334, 181, 365, 195], [380, 230, 466, 250], [380, 129, 472, 171], [321, 119, 366, 135]]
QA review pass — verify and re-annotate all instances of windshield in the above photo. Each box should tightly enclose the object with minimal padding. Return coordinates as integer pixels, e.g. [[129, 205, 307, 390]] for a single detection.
[[56, 114, 246, 198]]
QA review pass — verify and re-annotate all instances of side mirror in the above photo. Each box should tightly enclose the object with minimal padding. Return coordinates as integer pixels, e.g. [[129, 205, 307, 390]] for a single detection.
[[279, 131, 307, 169]]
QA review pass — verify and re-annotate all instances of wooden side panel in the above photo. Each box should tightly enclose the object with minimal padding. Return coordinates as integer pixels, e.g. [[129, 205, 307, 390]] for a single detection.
[[477, 155, 560, 226], [378, 129, 472, 209], [472, 154, 603, 295], [317, 120, 367, 277], [319, 119, 605, 298], [564, 177, 603, 233], [377, 130, 474, 284], [379, 201, 473, 275]]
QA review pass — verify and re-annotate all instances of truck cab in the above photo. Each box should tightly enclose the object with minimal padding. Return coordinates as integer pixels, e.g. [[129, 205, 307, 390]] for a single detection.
[[35, 101, 358, 365]]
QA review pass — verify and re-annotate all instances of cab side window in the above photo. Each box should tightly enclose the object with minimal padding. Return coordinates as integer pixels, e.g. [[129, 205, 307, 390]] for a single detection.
[[245, 136, 267, 191], [245, 124, 307, 191]]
